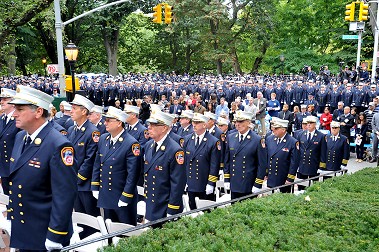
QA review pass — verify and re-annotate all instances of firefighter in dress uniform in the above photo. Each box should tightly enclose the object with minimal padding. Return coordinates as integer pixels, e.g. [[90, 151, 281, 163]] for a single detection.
[[254, 118, 300, 193], [183, 113, 221, 209], [8, 85, 77, 251], [224, 111, 267, 200], [318, 121, 350, 179], [91, 106, 140, 225], [144, 110, 186, 222]]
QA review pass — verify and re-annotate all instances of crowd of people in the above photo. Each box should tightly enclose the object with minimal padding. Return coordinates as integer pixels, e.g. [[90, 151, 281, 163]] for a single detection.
[[0, 67, 377, 250]]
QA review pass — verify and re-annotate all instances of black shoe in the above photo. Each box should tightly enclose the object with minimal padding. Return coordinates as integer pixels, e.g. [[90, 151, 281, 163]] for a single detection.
[[369, 158, 377, 163]]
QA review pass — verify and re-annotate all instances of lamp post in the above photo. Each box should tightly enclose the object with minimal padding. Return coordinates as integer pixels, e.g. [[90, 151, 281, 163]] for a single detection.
[[41, 58, 47, 76], [280, 55, 285, 75], [64, 41, 79, 101]]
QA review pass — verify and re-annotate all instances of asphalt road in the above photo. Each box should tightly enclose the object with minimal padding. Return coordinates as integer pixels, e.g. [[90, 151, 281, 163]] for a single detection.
[[346, 154, 378, 174]]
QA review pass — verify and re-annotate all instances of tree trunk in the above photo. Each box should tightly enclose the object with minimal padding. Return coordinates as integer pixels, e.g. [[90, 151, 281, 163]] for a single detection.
[[102, 29, 119, 76], [251, 40, 270, 73], [231, 46, 242, 74], [216, 59, 222, 75], [7, 37, 17, 76], [34, 19, 58, 64]]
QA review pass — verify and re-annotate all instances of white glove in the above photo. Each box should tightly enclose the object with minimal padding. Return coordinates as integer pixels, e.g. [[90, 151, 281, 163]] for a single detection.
[[340, 165, 347, 170], [92, 191, 99, 199], [0, 215, 11, 236], [167, 213, 172, 217], [45, 239, 63, 251], [224, 182, 230, 190], [252, 186, 261, 193], [205, 184, 214, 195], [118, 200, 128, 207], [317, 169, 329, 175]]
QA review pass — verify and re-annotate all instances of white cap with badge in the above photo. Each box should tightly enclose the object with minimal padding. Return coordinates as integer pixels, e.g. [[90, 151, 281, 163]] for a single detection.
[[70, 94, 95, 111], [9, 85, 54, 111]]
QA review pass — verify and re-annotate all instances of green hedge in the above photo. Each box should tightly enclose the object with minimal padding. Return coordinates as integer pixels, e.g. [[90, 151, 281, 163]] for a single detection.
[[104, 168, 379, 251]]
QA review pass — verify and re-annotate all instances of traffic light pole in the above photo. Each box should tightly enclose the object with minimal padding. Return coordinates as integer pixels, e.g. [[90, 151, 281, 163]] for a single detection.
[[357, 30, 363, 69], [371, 1, 379, 83]]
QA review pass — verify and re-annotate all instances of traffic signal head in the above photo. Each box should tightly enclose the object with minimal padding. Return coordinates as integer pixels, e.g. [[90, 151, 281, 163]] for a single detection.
[[359, 3, 369, 21], [164, 4, 173, 24], [345, 3, 355, 21], [153, 4, 162, 24]]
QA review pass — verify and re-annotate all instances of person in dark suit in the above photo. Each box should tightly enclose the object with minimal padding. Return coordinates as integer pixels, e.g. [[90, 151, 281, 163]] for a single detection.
[[91, 107, 140, 225], [355, 113, 368, 162], [124, 105, 149, 149], [224, 111, 267, 200], [8, 85, 77, 251], [253, 92, 267, 136], [68, 94, 100, 238], [338, 106, 355, 139], [88, 105, 107, 134], [278, 104, 294, 134], [0, 88, 20, 195], [255, 118, 300, 193], [183, 113, 221, 209], [294, 105, 309, 130], [144, 110, 186, 222], [169, 97, 183, 115], [293, 117, 308, 140], [297, 116, 326, 190]]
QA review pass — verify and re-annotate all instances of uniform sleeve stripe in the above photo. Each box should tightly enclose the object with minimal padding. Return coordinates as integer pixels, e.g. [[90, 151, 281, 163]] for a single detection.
[[91, 182, 100, 185], [78, 174, 87, 181], [224, 174, 230, 178], [48, 227, 68, 235], [168, 204, 180, 210], [255, 179, 264, 184], [122, 192, 134, 198], [342, 159, 348, 165], [287, 174, 296, 180], [319, 162, 326, 168], [208, 175, 218, 180]]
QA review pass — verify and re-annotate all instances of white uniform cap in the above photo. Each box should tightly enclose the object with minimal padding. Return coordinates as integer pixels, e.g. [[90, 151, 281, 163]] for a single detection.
[[271, 118, 289, 128], [70, 94, 94, 111], [217, 117, 229, 126], [150, 104, 163, 112], [104, 106, 128, 123], [306, 116, 317, 123], [90, 105, 103, 114], [0, 88, 16, 98], [300, 104, 307, 109], [192, 113, 210, 123], [124, 105, 140, 114], [9, 85, 53, 111], [62, 101, 72, 111], [146, 110, 172, 126], [204, 111, 217, 120], [234, 110, 253, 121], [180, 110, 194, 119], [330, 121, 340, 128], [302, 117, 308, 124]]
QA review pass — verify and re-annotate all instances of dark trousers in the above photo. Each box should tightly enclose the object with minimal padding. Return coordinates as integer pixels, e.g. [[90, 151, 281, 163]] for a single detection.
[[19, 250, 46, 252], [188, 191, 215, 210], [297, 172, 319, 191], [1, 176, 10, 195], [74, 191, 100, 239], [103, 207, 137, 226], [356, 143, 365, 159]]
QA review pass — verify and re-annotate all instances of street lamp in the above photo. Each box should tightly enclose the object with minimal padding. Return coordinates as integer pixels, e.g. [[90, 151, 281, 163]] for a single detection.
[[280, 55, 285, 75], [64, 41, 79, 101], [41, 58, 47, 76]]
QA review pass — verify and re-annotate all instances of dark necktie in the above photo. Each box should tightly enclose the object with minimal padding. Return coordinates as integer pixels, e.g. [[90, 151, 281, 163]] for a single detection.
[[195, 136, 200, 147], [109, 139, 113, 149], [308, 133, 311, 142], [22, 136, 32, 153], [240, 135, 244, 143], [2, 116, 7, 128], [152, 142, 157, 156]]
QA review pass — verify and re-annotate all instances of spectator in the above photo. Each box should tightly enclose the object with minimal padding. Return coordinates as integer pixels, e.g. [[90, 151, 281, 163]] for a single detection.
[[215, 97, 229, 119], [267, 93, 280, 117], [364, 102, 376, 133], [320, 107, 333, 131], [355, 112, 368, 163]]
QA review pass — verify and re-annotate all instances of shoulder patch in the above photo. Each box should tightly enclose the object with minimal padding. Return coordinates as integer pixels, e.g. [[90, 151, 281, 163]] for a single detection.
[[216, 141, 221, 151], [220, 133, 226, 142], [92, 131, 100, 143], [144, 130, 149, 139], [175, 151, 185, 165], [61, 147, 74, 166], [180, 138, 184, 147], [132, 143, 140, 156]]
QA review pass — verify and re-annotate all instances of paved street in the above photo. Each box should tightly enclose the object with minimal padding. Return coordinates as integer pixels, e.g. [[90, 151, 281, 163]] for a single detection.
[[346, 154, 378, 174]]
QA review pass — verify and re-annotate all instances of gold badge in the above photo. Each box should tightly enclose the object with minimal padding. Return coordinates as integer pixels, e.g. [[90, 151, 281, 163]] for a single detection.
[[161, 146, 166, 151], [118, 137, 123, 142], [247, 135, 251, 139], [34, 138, 42, 145], [81, 127, 86, 132], [204, 138, 207, 141]]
